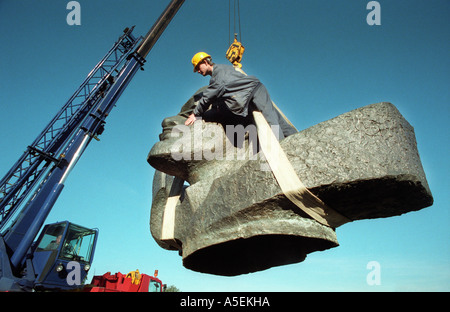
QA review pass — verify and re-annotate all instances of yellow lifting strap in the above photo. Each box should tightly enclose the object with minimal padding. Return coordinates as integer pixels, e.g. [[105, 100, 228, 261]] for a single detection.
[[252, 111, 350, 228], [236, 67, 349, 227], [161, 176, 184, 248]]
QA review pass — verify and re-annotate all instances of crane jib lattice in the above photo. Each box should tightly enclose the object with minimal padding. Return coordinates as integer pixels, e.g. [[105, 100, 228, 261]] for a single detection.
[[0, 27, 142, 231]]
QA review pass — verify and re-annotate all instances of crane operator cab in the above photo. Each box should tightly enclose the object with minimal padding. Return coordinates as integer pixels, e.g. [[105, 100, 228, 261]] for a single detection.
[[30, 221, 98, 291]]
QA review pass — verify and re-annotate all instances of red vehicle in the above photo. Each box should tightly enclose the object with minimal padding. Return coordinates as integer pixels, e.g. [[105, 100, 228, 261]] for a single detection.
[[86, 270, 166, 292]]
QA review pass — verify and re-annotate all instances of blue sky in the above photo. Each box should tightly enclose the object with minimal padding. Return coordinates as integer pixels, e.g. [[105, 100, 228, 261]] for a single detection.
[[0, 0, 448, 292]]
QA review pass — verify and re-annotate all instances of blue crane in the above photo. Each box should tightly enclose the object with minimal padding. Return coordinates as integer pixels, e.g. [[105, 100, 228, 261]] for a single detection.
[[0, 0, 184, 291]]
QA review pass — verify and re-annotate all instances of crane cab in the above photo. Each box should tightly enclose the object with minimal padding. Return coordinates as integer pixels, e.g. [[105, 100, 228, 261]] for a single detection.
[[30, 221, 98, 291]]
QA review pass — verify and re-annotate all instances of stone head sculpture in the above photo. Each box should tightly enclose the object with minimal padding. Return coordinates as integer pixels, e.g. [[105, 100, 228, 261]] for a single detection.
[[147, 88, 433, 276]]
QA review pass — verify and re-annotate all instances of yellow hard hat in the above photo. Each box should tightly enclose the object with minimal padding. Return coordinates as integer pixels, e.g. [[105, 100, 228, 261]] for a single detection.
[[191, 52, 211, 72]]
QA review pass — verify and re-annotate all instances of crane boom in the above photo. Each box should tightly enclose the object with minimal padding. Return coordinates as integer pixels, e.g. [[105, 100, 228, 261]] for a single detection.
[[0, 0, 184, 291], [0, 27, 140, 233]]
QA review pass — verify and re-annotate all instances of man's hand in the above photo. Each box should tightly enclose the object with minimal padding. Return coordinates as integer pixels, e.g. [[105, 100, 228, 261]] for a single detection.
[[185, 113, 197, 126]]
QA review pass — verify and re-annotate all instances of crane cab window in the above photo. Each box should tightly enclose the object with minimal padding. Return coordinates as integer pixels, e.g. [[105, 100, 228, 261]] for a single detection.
[[36, 224, 66, 251], [60, 224, 96, 263], [149, 280, 161, 292]]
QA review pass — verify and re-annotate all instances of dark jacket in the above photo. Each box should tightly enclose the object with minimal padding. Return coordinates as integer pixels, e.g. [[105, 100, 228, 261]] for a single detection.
[[193, 64, 261, 117]]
